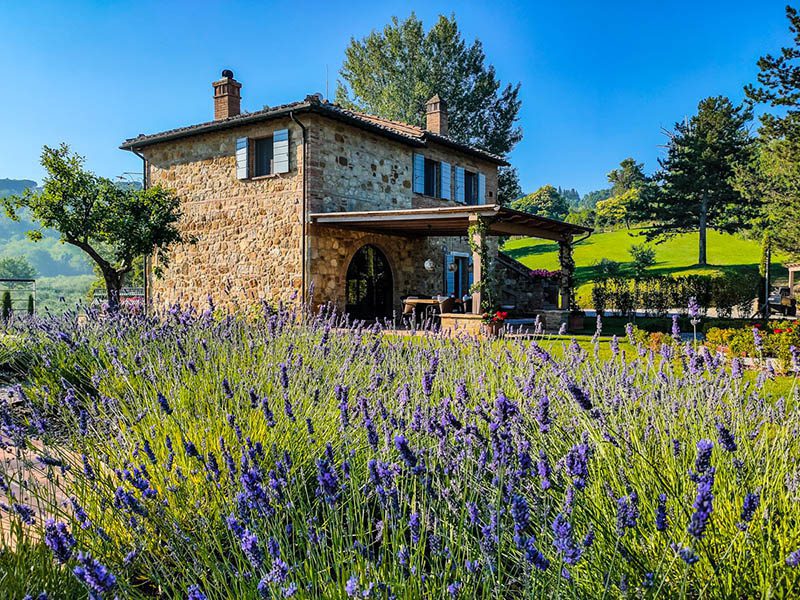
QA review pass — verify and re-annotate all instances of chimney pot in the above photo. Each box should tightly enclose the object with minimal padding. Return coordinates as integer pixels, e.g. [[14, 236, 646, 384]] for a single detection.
[[425, 94, 448, 136], [213, 69, 242, 120]]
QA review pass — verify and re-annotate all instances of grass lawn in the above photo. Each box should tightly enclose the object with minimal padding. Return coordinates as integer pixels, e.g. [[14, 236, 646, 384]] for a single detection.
[[503, 228, 789, 307]]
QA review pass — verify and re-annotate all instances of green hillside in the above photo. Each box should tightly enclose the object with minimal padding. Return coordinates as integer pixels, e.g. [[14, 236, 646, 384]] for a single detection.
[[503, 228, 789, 307]]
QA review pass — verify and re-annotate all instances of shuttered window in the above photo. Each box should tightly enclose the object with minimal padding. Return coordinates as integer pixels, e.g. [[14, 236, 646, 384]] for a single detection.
[[454, 167, 465, 203], [423, 158, 441, 197], [464, 171, 478, 205], [477, 172, 486, 204], [236, 137, 249, 180], [273, 128, 289, 174], [413, 153, 425, 194], [440, 161, 451, 200]]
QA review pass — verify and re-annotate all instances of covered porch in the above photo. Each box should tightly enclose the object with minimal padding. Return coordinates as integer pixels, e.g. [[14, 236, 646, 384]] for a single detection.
[[310, 204, 591, 326]]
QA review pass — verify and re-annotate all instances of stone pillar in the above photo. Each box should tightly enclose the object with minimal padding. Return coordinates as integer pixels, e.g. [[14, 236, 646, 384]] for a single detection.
[[558, 236, 574, 311], [470, 215, 483, 314], [790, 267, 796, 295]]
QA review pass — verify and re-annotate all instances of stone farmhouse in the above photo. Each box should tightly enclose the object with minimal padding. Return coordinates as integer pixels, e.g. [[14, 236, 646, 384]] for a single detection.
[[121, 70, 589, 323]]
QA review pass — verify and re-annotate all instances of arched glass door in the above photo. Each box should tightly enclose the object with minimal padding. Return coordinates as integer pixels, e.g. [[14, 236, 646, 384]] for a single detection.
[[345, 245, 393, 320]]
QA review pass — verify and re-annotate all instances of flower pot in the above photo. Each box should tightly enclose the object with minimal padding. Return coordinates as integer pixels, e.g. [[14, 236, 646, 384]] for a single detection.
[[480, 321, 504, 338], [568, 311, 585, 332]]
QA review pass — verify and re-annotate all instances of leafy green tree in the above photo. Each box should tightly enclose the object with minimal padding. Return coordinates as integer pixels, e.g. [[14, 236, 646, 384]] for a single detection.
[[742, 5, 800, 259], [3, 144, 186, 309], [647, 96, 755, 265], [497, 166, 522, 204], [0, 256, 36, 279], [336, 13, 522, 202], [608, 158, 647, 195], [511, 184, 569, 220], [580, 188, 613, 209], [557, 187, 581, 208]]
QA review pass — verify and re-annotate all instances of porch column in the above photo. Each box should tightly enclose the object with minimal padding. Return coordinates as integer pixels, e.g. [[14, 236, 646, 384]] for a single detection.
[[790, 267, 796, 294], [558, 236, 574, 311], [470, 214, 483, 314]]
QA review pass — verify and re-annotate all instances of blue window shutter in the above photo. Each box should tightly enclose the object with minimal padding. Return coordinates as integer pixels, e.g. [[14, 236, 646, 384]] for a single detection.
[[413, 153, 425, 194], [445, 253, 456, 295], [236, 137, 249, 179], [273, 129, 289, 174], [478, 172, 486, 204], [440, 161, 451, 200], [454, 166, 465, 203]]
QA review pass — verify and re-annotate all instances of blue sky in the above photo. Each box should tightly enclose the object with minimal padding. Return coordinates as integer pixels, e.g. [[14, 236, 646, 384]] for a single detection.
[[0, 0, 790, 195]]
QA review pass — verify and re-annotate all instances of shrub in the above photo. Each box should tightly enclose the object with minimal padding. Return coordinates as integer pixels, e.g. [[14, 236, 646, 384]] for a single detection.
[[2, 291, 11, 319], [27, 294, 34, 315], [591, 280, 607, 315], [593, 257, 623, 280], [629, 243, 656, 277]]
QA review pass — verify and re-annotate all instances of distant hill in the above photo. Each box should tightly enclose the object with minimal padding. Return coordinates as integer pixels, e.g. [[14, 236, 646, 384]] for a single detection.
[[0, 178, 93, 277]]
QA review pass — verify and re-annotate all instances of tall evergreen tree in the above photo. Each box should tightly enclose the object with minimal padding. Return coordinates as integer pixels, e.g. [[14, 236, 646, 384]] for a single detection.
[[647, 96, 755, 265], [742, 5, 800, 259], [336, 14, 522, 203]]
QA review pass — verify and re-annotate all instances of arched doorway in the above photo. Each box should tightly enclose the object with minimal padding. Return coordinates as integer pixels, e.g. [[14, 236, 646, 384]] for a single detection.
[[345, 245, 393, 320]]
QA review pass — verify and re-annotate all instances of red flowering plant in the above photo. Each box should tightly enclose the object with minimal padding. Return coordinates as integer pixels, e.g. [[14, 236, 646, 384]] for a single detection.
[[527, 269, 561, 280], [482, 310, 509, 324]]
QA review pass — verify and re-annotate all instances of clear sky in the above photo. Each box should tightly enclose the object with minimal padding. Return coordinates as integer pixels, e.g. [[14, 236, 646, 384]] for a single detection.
[[0, 0, 790, 195]]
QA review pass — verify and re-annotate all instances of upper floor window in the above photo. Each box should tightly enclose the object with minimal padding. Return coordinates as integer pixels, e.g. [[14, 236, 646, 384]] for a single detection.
[[254, 137, 274, 177], [464, 170, 478, 205], [413, 153, 451, 200], [236, 129, 290, 180], [424, 158, 441, 197]]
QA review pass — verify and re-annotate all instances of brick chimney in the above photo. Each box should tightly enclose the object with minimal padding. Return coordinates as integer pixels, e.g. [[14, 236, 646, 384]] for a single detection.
[[425, 94, 448, 136], [213, 69, 242, 120]]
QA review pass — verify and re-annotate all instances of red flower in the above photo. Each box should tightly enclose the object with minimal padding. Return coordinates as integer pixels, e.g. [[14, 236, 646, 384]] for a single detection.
[[753, 323, 762, 329], [773, 329, 784, 334]]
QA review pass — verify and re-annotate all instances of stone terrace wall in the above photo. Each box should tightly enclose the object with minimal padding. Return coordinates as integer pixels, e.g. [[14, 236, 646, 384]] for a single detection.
[[142, 118, 304, 311]]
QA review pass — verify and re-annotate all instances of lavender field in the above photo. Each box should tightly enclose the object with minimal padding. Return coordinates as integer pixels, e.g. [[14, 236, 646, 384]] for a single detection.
[[1, 304, 799, 599]]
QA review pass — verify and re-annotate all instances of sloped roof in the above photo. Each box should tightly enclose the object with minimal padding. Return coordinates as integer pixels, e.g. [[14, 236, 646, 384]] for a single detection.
[[120, 96, 508, 165]]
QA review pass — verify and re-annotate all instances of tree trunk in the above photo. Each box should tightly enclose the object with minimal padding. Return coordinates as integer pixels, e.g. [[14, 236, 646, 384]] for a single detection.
[[698, 194, 708, 266], [103, 270, 122, 311]]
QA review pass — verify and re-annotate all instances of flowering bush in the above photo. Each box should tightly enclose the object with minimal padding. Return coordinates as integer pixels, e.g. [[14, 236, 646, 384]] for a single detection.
[[481, 310, 508, 324], [705, 320, 800, 370], [0, 305, 799, 598], [527, 269, 561, 281]]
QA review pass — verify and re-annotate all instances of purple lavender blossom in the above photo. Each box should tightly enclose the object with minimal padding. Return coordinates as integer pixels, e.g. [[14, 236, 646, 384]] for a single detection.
[[695, 439, 714, 474], [44, 519, 76, 563], [753, 327, 763, 352], [537, 451, 552, 490], [565, 442, 590, 489], [688, 296, 700, 320], [655, 493, 668, 532], [688, 470, 715, 539], [12, 503, 36, 525], [345, 575, 359, 597], [671, 543, 699, 565], [787, 549, 800, 568], [187, 585, 207, 600], [156, 392, 172, 415], [72, 552, 116, 597], [671, 315, 681, 340], [551, 513, 582, 565], [536, 393, 551, 433], [716, 422, 737, 453], [738, 492, 760, 530], [394, 435, 418, 469], [615, 491, 639, 535]]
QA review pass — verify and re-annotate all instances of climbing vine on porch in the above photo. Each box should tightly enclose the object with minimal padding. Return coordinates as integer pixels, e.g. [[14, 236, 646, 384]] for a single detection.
[[468, 219, 498, 311]]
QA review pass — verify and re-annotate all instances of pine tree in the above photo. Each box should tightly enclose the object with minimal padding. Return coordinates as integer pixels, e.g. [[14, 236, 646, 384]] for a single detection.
[[647, 97, 755, 265]]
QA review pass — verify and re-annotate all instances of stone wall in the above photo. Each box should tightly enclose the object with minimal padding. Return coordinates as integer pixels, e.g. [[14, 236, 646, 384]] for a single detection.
[[494, 253, 555, 313], [142, 118, 305, 311], [305, 114, 499, 213]]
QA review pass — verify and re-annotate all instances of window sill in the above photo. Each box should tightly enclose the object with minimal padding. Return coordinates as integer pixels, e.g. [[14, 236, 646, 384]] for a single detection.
[[249, 173, 285, 181]]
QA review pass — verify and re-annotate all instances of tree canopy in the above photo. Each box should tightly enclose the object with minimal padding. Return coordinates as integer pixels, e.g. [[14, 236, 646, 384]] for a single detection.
[[0, 256, 36, 279], [646, 96, 755, 265], [742, 5, 800, 259], [511, 184, 569, 220], [336, 13, 522, 203], [2, 144, 186, 308]]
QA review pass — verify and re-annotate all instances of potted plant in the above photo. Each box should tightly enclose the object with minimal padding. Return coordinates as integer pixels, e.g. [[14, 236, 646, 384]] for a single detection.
[[481, 310, 508, 337]]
